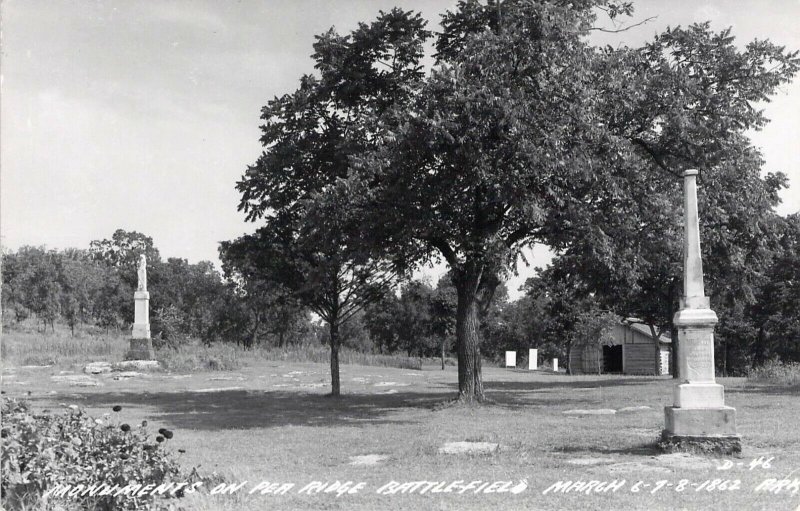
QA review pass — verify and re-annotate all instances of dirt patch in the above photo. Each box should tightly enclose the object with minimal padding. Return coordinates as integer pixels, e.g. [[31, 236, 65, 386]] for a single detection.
[[566, 457, 617, 466], [51, 374, 102, 387], [196, 386, 245, 393], [607, 462, 671, 474], [652, 452, 715, 471]]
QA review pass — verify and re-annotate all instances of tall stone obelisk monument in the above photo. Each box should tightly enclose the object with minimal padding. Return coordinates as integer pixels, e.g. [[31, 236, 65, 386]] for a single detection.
[[662, 169, 740, 453], [126, 254, 155, 360]]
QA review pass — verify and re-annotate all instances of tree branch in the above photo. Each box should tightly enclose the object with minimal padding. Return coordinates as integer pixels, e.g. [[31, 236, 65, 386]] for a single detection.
[[588, 16, 657, 34]]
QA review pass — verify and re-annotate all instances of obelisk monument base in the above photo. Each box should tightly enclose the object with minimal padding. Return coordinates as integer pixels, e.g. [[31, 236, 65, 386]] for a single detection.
[[661, 305, 740, 454]]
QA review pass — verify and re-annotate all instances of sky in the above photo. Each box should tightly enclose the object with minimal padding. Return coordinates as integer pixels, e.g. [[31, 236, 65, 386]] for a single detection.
[[2, 0, 798, 298]]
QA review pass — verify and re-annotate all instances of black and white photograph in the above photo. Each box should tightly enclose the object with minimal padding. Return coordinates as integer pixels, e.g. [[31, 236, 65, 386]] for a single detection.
[[1, 1, 799, 509]]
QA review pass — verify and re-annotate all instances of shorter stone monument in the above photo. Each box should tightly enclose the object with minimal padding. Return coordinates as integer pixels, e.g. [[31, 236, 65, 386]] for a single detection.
[[552, 358, 558, 372], [528, 348, 538, 370], [126, 254, 155, 360], [505, 351, 517, 368]]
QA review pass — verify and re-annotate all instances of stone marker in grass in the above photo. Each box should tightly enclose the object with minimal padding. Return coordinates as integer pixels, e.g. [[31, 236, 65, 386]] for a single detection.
[[661, 170, 740, 454], [528, 349, 538, 370]]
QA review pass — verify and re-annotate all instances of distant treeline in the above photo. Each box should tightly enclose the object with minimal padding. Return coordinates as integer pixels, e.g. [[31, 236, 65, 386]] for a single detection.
[[0, 229, 547, 362], [3, 223, 799, 374]]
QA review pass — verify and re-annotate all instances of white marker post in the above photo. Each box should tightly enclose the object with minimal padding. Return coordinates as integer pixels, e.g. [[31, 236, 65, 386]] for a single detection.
[[528, 349, 538, 370], [505, 351, 517, 368]]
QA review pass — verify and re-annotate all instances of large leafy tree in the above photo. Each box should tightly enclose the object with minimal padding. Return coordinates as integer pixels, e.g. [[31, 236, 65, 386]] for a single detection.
[[541, 23, 796, 376], [233, 9, 430, 396], [750, 214, 800, 365], [216, 240, 308, 349], [346, 0, 798, 400], [351, 0, 613, 401]]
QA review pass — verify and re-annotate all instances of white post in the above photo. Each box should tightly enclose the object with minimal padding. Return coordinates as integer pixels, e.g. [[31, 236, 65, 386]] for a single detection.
[[552, 358, 558, 372], [528, 349, 538, 370], [505, 351, 517, 368]]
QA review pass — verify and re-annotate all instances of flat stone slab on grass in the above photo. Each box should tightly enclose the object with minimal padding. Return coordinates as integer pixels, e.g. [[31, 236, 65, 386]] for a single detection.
[[374, 382, 410, 387], [439, 442, 500, 455], [563, 408, 617, 415], [618, 405, 653, 413], [349, 455, 388, 466], [84, 362, 112, 374], [113, 360, 160, 371], [111, 371, 146, 380]]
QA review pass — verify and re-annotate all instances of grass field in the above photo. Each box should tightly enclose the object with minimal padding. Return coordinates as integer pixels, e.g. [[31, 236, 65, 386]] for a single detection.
[[3, 338, 800, 511]]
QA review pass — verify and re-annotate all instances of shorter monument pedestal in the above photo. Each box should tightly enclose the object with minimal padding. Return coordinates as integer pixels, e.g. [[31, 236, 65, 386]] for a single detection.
[[126, 290, 155, 361], [661, 305, 740, 454], [126, 338, 155, 360]]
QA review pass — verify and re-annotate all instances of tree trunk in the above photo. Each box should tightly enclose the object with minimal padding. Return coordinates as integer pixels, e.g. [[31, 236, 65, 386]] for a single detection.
[[723, 339, 729, 377], [454, 272, 484, 403], [648, 323, 659, 376], [329, 321, 341, 397], [753, 325, 767, 368], [441, 337, 445, 370], [566, 341, 572, 375]]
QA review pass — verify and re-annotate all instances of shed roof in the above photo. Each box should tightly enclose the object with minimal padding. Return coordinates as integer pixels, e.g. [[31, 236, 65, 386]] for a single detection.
[[624, 320, 672, 344]]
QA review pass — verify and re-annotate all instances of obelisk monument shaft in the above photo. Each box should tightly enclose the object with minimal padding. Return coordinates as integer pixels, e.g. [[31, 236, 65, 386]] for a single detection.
[[662, 169, 740, 454]]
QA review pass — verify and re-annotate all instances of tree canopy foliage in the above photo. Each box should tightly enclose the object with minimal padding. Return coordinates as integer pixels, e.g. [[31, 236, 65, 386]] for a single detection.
[[226, 0, 800, 398], [339, 0, 798, 398]]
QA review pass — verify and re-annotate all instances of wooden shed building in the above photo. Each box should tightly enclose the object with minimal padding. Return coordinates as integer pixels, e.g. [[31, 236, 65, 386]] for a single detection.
[[569, 322, 671, 376]]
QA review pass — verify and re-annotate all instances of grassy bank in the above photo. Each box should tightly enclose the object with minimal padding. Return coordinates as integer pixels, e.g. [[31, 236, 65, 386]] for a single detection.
[[1, 322, 422, 372]]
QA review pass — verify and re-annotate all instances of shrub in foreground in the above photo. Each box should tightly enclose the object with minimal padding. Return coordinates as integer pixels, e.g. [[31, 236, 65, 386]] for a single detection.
[[1, 398, 192, 510]]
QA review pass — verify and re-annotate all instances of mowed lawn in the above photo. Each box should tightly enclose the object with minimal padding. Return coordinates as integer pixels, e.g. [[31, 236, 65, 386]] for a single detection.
[[3, 360, 800, 511]]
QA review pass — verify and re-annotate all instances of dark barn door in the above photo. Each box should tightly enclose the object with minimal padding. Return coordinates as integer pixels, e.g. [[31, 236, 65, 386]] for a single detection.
[[603, 345, 623, 373]]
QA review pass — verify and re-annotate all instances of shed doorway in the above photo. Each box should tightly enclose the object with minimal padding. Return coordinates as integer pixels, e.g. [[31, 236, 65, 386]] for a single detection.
[[603, 345, 623, 373]]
